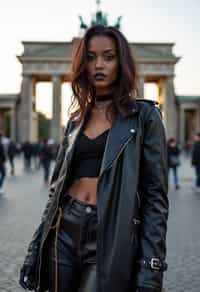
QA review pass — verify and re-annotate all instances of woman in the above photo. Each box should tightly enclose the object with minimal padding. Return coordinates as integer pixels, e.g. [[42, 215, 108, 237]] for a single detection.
[[167, 138, 181, 190], [19, 25, 168, 292]]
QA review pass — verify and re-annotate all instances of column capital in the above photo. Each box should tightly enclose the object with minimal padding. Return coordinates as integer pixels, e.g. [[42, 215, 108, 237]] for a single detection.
[[51, 74, 62, 81], [22, 74, 32, 82], [164, 75, 175, 81]]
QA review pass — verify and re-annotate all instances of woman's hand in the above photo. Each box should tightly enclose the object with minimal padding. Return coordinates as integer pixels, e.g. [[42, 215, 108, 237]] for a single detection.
[[19, 264, 36, 290]]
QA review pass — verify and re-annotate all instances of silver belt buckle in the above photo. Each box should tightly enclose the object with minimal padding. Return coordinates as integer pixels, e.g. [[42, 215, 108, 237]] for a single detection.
[[150, 258, 161, 270]]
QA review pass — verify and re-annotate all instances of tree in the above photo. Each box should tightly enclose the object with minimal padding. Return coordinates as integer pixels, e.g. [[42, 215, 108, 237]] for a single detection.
[[38, 112, 50, 140]]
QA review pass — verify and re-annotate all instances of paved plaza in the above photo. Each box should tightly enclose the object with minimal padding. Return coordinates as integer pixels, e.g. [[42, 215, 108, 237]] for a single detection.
[[0, 155, 200, 291]]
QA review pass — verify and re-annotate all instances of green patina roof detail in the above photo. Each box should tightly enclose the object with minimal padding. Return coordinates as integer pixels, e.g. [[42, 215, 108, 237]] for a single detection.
[[0, 94, 18, 100], [176, 95, 200, 101]]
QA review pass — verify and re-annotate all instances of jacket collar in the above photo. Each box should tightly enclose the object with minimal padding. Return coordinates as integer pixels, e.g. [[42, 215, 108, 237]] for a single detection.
[[123, 99, 139, 117]]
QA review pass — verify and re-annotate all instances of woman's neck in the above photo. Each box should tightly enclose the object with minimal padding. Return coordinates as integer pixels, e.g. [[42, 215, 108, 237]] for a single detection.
[[95, 93, 113, 101], [94, 93, 113, 108], [95, 85, 114, 96]]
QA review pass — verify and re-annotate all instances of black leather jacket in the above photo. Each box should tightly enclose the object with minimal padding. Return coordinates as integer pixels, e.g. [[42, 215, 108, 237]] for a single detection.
[[23, 100, 168, 292]]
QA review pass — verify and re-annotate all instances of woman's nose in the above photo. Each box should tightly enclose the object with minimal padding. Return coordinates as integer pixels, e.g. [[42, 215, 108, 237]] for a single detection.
[[95, 57, 104, 69]]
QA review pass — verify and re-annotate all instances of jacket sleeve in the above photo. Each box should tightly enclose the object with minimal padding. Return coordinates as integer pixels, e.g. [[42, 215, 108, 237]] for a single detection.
[[23, 118, 73, 267], [136, 107, 169, 290]]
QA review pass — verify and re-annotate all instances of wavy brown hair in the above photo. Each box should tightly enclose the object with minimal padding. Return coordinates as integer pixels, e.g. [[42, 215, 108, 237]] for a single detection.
[[69, 25, 139, 123]]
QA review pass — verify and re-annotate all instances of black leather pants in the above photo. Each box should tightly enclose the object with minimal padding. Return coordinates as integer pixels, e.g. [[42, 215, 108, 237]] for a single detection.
[[48, 194, 98, 292]]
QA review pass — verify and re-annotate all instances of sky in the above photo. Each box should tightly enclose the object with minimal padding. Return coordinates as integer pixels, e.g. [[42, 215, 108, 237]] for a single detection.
[[0, 0, 200, 122]]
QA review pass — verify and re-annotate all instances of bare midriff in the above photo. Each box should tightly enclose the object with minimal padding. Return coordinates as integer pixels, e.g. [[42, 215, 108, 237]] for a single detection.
[[66, 103, 114, 206], [67, 177, 99, 205]]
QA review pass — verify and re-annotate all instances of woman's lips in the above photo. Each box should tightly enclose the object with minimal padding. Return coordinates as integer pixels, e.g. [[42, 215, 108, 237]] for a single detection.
[[94, 73, 106, 81]]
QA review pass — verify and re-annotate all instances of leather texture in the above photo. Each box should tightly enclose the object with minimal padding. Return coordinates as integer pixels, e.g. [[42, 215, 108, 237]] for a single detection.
[[21, 99, 168, 292], [48, 194, 97, 292]]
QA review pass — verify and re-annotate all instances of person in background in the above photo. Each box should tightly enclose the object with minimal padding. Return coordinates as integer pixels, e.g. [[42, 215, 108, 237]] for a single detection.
[[0, 132, 6, 194], [32, 142, 41, 170], [167, 138, 181, 190], [191, 133, 200, 193], [22, 141, 32, 171], [7, 140, 17, 175], [39, 138, 53, 185], [183, 140, 192, 157]]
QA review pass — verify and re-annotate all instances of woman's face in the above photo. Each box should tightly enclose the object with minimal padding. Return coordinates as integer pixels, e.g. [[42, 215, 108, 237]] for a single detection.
[[86, 35, 119, 95]]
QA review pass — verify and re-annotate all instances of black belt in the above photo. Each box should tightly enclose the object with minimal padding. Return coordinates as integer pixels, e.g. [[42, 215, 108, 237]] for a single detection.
[[137, 258, 168, 272]]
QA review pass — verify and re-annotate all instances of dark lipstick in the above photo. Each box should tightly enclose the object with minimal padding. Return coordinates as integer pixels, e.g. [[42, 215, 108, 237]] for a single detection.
[[94, 73, 106, 81]]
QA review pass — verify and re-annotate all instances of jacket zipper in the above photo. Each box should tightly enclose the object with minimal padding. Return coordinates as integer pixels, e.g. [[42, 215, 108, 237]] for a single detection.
[[136, 191, 141, 208], [101, 135, 134, 176], [131, 218, 141, 244], [96, 134, 134, 213]]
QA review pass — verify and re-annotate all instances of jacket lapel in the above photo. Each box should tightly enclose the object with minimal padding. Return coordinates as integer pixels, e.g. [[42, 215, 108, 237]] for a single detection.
[[99, 113, 138, 176]]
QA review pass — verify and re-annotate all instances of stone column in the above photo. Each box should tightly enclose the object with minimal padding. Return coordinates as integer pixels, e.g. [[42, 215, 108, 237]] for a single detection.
[[31, 80, 38, 143], [18, 75, 33, 142], [139, 76, 144, 98], [162, 76, 177, 139], [179, 106, 185, 145], [51, 75, 62, 142], [10, 107, 16, 141]]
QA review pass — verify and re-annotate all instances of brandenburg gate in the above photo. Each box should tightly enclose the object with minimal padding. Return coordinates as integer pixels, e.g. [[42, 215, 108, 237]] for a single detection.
[[16, 39, 179, 143]]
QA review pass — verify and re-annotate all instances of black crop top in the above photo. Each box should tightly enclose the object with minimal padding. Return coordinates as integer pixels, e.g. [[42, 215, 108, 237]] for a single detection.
[[70, 129, 109, 180]]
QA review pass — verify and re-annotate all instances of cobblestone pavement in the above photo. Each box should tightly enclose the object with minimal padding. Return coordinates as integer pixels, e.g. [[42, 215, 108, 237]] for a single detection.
[[164, 155, 200, 291], [0, 155, 200, 291], [0, 158, 50, 292]]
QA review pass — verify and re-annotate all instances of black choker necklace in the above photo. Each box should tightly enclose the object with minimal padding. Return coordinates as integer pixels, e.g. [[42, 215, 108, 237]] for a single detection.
[[95, 94, 113, 102]]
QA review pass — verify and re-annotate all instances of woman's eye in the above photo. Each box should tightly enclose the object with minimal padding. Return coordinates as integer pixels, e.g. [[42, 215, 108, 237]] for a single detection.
[[87, 54, 95, 61], [104, 55, 115, 61]]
